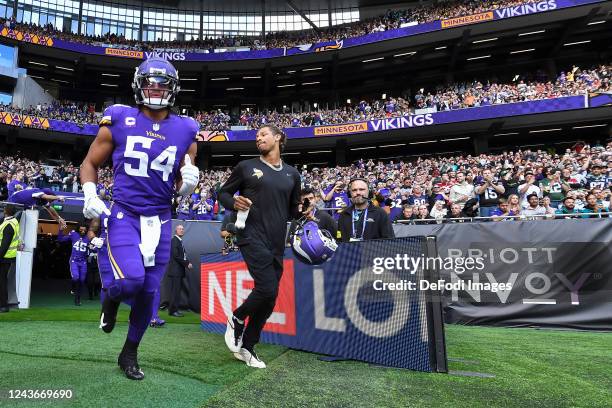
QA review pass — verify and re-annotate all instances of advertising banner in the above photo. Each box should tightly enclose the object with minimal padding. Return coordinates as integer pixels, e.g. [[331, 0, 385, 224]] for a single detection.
[[393, 219, 612, 330], [1, 0, 601, 62], [200, 237, 447, 371]]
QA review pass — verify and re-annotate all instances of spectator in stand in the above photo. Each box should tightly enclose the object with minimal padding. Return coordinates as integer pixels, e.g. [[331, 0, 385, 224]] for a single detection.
[[414, 204, 434, 224], [445, 203, 467, 222], [507, 194, 522, 216], [449, 171, 474, 207], [393, 204, 414, 223], [475, 168, 505, 217], [429, 200, 448, 222], [522, 193, 547, 219], [491, 198, 514, 221], [542, 196, 558, 217], [556, 197, 586, 219], [518, 170, 541, 208], [583, 193, 609, 218]]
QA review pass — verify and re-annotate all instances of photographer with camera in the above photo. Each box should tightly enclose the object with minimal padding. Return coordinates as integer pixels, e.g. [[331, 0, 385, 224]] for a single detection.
[[220, 210, 239, 255], [288, 187, 337, 240]]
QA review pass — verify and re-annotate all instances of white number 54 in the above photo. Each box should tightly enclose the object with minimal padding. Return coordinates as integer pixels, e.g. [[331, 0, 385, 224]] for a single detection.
[[124, 136, 177, 181]]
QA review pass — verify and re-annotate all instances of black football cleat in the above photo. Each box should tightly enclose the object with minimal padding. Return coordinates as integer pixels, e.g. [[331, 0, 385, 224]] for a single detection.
[[99, 294, 120, 333], [118, 349, 144, 381]]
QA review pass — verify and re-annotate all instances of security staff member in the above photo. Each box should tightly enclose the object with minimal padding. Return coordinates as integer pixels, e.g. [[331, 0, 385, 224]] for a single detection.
[[338, 178, 394, 243], [0, 205, 19, 313]]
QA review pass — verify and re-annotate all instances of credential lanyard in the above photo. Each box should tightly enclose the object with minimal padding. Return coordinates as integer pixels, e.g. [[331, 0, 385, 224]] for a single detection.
[[352, 208, 368, 240]]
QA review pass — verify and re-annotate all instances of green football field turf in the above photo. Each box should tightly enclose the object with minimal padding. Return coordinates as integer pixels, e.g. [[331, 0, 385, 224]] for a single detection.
[[0, 291, 611, 408]]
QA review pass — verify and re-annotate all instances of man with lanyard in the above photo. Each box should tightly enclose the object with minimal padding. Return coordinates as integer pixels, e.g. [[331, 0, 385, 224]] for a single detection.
[[337, 179, 394, 243]]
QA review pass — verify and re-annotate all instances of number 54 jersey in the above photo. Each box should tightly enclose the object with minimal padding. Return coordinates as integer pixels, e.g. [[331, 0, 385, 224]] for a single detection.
[[100, 105, 199, 216]]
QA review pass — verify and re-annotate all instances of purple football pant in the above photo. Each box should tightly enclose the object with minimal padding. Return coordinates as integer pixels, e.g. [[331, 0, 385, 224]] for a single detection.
[[105, 203, 171, 343], [70, 260, 88, 283]]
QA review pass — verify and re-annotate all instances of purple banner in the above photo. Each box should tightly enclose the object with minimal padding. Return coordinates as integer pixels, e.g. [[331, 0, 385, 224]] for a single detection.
[[32, 95, 588, 141], [6, 0, 601, 62]]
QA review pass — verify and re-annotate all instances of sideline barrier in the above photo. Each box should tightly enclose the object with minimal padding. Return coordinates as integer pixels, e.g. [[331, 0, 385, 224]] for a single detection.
[[199, 237, 448, 372], [168, 218, 611, 330]]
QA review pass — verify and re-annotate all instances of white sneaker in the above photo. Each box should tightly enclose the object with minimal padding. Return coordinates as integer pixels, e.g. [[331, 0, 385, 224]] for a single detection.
[[224, 316, 244, 353], [233, 347, 266, 369]]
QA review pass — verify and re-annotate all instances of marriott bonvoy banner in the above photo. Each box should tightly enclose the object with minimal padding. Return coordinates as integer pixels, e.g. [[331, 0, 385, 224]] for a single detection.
[[0, 0, 601, 62], [16, 95, 590, 141]]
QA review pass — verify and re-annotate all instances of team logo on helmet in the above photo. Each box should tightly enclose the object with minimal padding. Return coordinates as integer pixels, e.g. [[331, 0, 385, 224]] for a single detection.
[[132, 57, 180, 110], [291, 220, 338, 265]]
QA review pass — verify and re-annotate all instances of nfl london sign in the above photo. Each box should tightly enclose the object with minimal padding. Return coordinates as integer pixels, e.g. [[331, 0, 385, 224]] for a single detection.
[[201, 237, 447, 372]]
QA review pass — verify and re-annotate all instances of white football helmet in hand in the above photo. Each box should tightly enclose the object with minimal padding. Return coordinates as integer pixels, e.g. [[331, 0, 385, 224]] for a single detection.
[[82, 182, 110, 219], [178, 154, 199, 196]]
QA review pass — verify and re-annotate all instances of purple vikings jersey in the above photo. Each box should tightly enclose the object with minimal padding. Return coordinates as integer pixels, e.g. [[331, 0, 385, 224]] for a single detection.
[[100, 105, 198, 216], [194, 198, 214, 220], [58, 230, 90, 262], [9, 188, 54, 207], [324, 186, 350, 220]]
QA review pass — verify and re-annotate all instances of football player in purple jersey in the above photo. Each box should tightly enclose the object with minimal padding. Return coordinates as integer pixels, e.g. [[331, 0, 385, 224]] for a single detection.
[[9, 186, 67, 229], [57, 224, 90, 306], [79, 57, 199, 380]]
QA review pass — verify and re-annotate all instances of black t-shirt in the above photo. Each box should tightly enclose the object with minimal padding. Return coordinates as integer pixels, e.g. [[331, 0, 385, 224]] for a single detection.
[[218, 158, 301, 255]]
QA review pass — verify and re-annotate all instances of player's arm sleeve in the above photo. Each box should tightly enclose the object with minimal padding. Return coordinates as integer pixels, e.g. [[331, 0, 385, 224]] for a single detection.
[[56, 226, 69, 242], [218, 164, 243, 210], [98, 105, 116, 128], [289, 173, 302, 220], [0, 224, 14, 258]]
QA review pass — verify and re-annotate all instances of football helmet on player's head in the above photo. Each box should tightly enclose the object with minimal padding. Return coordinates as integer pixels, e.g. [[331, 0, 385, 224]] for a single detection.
[[291, 220, 338, 265], [132, 57, 180, 110]]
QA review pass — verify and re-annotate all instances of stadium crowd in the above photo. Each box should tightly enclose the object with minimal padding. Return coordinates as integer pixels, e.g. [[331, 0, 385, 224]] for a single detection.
[[3, 0, 541, 52], [2, 141, 610, 222], [2, 63, 609, 132]]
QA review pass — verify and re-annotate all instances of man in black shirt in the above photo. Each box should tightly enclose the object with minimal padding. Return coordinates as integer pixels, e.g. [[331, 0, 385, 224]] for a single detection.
[[218, 124, 301, 369], [338, 179, 394, 242]]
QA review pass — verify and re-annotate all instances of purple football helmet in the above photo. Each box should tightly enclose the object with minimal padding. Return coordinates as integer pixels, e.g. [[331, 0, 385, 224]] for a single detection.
[[132, 57, 180, 109], [291, 220, 338, 265]]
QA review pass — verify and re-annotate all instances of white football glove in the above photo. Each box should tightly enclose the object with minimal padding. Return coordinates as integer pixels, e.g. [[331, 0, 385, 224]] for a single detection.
[[91, 237, 104, 249], [178, 154, 199, 196], [82, 182, 110, 219]]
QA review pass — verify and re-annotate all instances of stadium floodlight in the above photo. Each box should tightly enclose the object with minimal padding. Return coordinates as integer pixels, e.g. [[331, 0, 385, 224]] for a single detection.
[[313, 103, 318, 108], [346, 99, 351, 104], [350, 146, 376, 150], [303, 67, 322, 71], [101, 73, 120, 77], [510, 48, 536, 54], [29, 61, 47, 66], [410, 140, 437, 144], [243, 76, 261, 79], [362, 57, 384, 63], [180, 78, 197, 81], [382, 93, 387, 99], [472, 37, 498, 44], [50, 78, 70, 84], [287, 70, 297, 74], [493, 132, 519, 136], [379, 143, 406, 148], [227, 87, 244, 90], [277, 84, 295, 88], [281, 152, 300, 155], [308, 150, 332, 154], [466, 55, 491, 61], [181, 89, 196, 92], [302, 81, 320, 85], [563, 40, 591, 46], [56, 66, 74, 71], [529, 128, 562, 133], [434, 46, 447, 50], [441, 137, 470, 142], [212, 154, 233, 157], [572, 124, 607, 129], [393, 51, 416, 57], [211, 77, 230, 81], [587, 20, 606, 25], [101, 83, 119, 87], [518, 29, 546, 36]]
